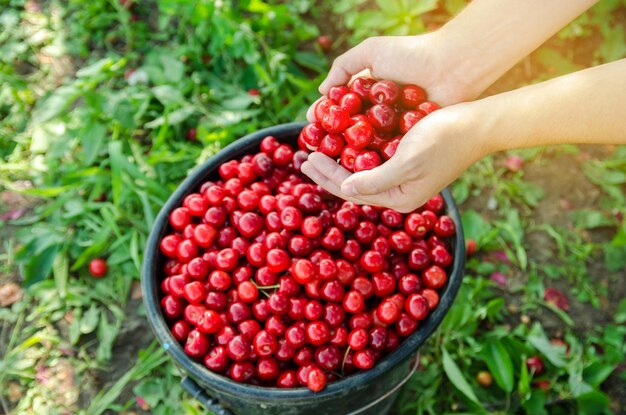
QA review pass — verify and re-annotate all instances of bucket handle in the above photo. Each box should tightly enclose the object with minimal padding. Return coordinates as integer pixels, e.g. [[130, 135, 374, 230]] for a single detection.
[[180, 376, 234, 415]]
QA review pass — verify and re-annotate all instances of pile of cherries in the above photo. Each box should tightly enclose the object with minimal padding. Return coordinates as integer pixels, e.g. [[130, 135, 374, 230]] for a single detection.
[[300, 77, 440, 172], [158, 136, 456, 392]]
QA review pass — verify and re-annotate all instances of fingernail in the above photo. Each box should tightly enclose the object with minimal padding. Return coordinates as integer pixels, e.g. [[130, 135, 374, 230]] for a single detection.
[[342, 183, 357, 197]]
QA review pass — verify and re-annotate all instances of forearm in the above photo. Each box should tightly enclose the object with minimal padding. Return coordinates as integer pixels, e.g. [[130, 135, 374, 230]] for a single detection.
[[440, 0, 598, 99], [468, 59, 626, 153]]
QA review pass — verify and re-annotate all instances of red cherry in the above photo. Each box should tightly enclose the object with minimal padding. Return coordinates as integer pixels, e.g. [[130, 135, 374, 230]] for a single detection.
[[400, 85, 427, 108], [88, 258, 108, 278], [318, 133, 345, 158], [418, 101, 440, 115], [339, 92, 362, 115], [422, 265, 447, 289], [350, 77, 375, 102], [344, 120, 374, 150], [399, 110, 425, 134], [368, 104, 397, 133], [314, 99, 335, 121], [354, 150, 382, 172], [328, 85, 349, 102], [381, 137, 401, 160], [369, 80, 400, 105]]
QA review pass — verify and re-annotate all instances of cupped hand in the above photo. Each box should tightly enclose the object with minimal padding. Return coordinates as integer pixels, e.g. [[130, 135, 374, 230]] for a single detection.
[[300, 103, 489, 212], [307, 32, 477, 122]]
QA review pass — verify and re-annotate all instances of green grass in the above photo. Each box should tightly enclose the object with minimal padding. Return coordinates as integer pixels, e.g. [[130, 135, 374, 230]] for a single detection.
[[1, 1, 625, 414]]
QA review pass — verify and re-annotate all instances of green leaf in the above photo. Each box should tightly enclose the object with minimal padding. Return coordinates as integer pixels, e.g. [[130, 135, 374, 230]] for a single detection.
[[518, 356, 531, 399], [412, 0, 438, 15], [52, 252, 69, 299], [527, 323, 567, 367], [461, 210, 490, 243], [522, 389, 548, 415], [441, 347, 482, 407], [569, 209, 613, 229], [96, 313, 120, 362], [151, 85, 186, 106], [444, 0, 466, 15], [603, 244, 626, 271], [576, 391, 610, 415], [144, 106, 197, 128], [480, 339, 514, 392], [615, 298, 626, 324], [80, 304, 100, 334], [294, 51, 327, 73], [23, 244, 61, 286], [32, 86, 81, 124], [583, 362, 616, 387]]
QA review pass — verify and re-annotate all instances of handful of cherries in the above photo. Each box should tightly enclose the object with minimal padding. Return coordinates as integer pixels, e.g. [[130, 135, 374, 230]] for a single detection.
[[300, 77, 440, 172], [158, 135, 455, 393]]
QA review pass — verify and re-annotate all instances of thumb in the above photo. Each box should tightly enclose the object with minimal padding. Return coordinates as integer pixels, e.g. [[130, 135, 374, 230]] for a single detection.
[[341, 158, 407, 197], [319, 38, 378, 95]]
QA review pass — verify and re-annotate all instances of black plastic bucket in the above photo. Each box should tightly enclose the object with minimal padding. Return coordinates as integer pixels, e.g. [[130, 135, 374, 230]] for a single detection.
[[142, 122, 465, 415]]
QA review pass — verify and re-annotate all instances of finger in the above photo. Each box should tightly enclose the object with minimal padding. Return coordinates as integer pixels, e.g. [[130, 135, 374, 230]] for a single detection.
[[300, 159, 367, 205], [306, 96, 325, 122], [303, 153, 400, 207], [340, 153, 410, 197], [319, 38, 377, 95]]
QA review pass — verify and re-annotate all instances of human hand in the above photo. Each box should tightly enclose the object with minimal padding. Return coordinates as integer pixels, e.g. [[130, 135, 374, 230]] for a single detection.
[[301, 103, 489, 212], [306, 32, 478, 122]]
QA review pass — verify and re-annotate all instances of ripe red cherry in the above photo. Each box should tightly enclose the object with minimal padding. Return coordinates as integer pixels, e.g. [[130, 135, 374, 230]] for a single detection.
[[425, 194, 444, 213], [430, 245, 453, 267], [321, 105, 351, 133], [293, 259, 316, 284], [372, 272, 396, 297], [301, 122, 326, 148], [400, 85, 427, 108], [399, 110, 425, 134], [340, 92, 362, 115], [405, 213, 427, 238], [185, 329, 210, 358], [350, 77, 375, 101], [422, 265, 447, 289], [227, 334, 251, 361], [418, 101, 440, 115], [301, 216, 323, 238], [257, 357, 280, 381], [277, 369, 299, 388], [434, 215, 456, 237], [380, 137, 401, 160], [369, 80, 400, 105], [306, 321, 330, 346], [353, 349, 375, 369], [405, 293, 429, 320], [193, 224, 217, 248], [160, 234, 181, 258], [420, 288, 440, 309], [273, 144, 294, 167], [328, 85, 349, 102], [360, 250, 384, 273], [315, 345, 341, 371], [408, 248, 430, 271], [344, 120, 374, 150], [334, 208, 358, 231], [367, 104, 397, 133], [161, 295, 185, 319], [398, 274, 422, 295], [171, 320, 191, 342], [183, 281, 206, 304], [314, 99, 335, 121], [253, 330, 277, 357], [321, 227, 345, 251], [266, 248, 290, 273], [88, 258, 108, 278], [354, 150, 382, 172], [526, 356, 545, 375], [318, 133, 345, 158], [238, 212, 263, 238], [376, 300, 401, 324], [229, 361, 255, 382], [170, 207, 191, 230], [237, 281, 259, 303], [197, 309, 223, 333]]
